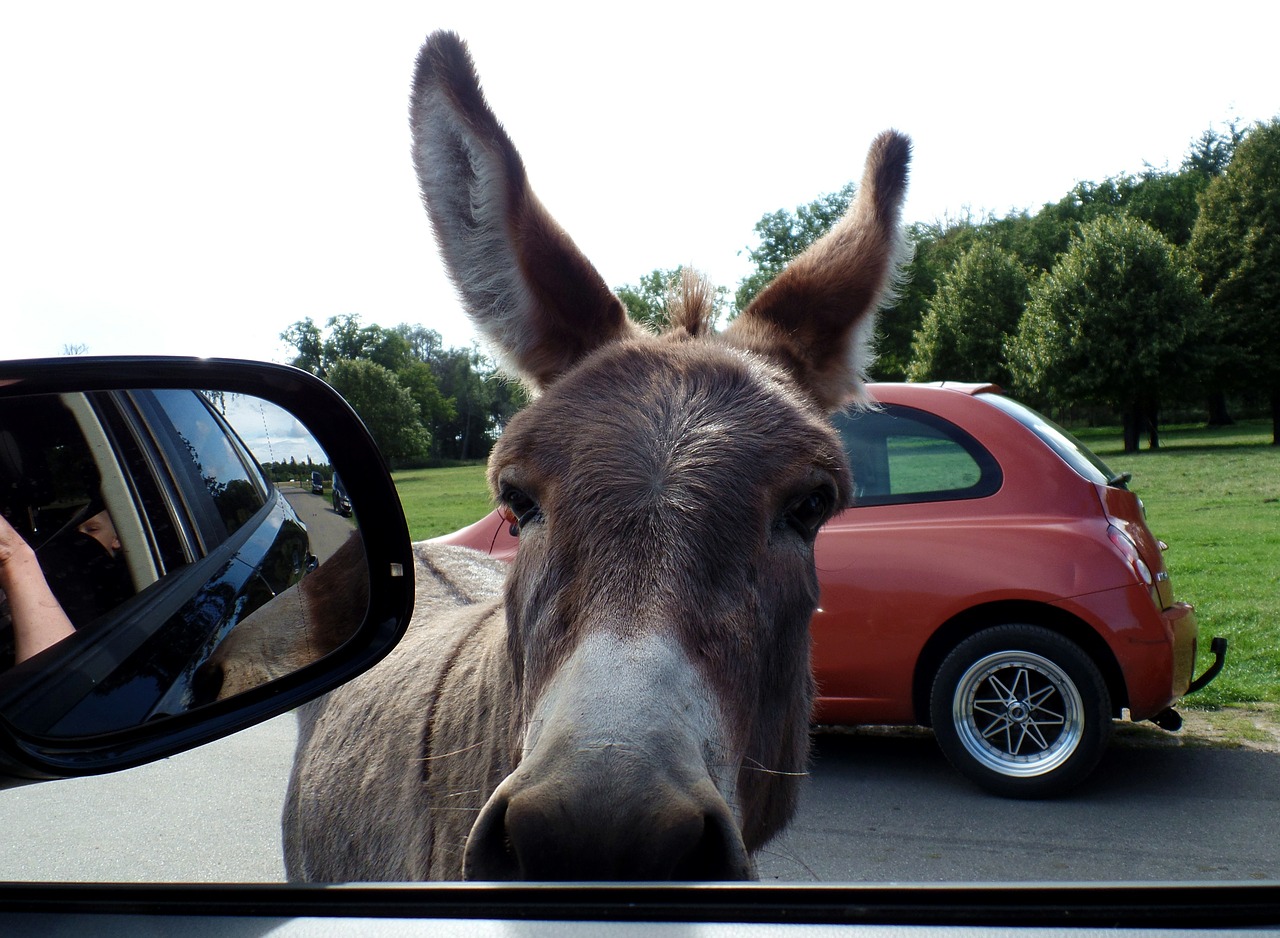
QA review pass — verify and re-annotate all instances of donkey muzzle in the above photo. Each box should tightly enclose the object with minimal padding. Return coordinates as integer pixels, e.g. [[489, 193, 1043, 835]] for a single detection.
[[461, 631, 752, 881], [463, 766, 751, 881]]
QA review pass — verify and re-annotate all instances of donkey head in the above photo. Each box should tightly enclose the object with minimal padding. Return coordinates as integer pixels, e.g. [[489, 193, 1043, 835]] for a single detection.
[[411, 31, 909, 880]]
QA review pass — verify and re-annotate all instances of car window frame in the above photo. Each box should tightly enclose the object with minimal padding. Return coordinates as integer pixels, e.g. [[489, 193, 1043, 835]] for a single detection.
[[835, 402, 1003, 509], [128, 388, 271, 550], [976, 392, 1121, 487]]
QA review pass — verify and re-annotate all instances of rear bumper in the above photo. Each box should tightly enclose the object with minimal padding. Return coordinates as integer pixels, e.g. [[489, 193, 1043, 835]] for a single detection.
[[1054, 589, 1206, 721], [1167, 601, 1199, 697]]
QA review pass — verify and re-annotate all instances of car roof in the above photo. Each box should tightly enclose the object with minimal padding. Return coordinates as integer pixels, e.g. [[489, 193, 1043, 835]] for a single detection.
[[868, 381, 1003, 397]]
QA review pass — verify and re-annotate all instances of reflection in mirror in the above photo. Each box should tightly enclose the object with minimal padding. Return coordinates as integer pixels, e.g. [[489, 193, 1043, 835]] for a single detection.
[[194, 530, 369, 702], [0, 389, 369, 738]]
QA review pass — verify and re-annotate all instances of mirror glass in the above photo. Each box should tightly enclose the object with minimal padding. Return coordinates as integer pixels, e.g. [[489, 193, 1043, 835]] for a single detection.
[[0, 389, 369, 737]]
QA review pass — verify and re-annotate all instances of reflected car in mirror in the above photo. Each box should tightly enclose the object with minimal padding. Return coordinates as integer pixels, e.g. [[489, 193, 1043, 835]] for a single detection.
[[0, 357, 413, 786], [0, 387, 318, 735]]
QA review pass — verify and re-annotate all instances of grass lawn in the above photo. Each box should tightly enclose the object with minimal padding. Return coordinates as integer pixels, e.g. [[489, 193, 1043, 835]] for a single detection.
[[1074, 419, 1280, 708], [390, 419, 1279, 707], [393, 464, 491, 541]]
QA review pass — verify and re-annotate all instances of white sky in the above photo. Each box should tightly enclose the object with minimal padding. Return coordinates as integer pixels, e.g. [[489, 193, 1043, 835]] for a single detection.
[[221, 394, 326, 466], [2, 1, 1276, 366]]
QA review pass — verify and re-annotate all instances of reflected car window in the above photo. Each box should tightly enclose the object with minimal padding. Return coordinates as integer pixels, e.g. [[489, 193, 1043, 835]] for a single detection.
[[142, 390, 268, 542], [0, 388, 323, 736]]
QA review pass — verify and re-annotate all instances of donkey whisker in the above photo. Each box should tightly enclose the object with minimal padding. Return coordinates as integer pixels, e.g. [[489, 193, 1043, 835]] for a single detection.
[[739, 763, 811, 778]]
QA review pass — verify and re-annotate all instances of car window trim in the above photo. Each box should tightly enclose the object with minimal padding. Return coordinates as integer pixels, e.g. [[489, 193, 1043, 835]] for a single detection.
[[837, 403, 1002, 509]]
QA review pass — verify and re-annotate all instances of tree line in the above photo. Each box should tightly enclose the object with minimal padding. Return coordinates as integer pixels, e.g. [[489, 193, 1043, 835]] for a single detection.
[[280, 315, 526, 466], [285, 117, 1278, 459], [620, 119, 1278, 451], [258, 458, 332, 485]]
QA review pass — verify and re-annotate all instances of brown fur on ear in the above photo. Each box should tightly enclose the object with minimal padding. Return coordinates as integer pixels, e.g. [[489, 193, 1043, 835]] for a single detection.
[[725, 131, 911, 411], [410, 32, 639, 389]]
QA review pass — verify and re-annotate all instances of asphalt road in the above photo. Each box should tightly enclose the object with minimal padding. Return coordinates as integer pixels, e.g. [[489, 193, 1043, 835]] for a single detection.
[[2, 717, 1276, 883], [280, 485, 356, 564], [757, 729, 1280, 882]]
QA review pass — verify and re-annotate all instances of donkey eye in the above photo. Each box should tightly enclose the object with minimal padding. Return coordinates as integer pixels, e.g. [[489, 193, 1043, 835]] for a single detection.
[[784, 487, 835, 540], [499, 486, 542, 536]]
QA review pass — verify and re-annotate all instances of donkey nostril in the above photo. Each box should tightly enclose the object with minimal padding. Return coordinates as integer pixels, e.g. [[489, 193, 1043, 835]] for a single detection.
[[462, 795, 521, 881], [671, 809, 753, 881]]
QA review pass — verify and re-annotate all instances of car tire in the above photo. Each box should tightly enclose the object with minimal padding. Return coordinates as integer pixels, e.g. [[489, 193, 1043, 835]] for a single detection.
[[930, 624, 1112, 799]]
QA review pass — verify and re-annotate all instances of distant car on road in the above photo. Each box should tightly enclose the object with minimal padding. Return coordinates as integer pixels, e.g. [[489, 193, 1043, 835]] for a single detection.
[[332, 471, 352, 517], [310, 471, 324, 495], [438, 382, 1226, 797]]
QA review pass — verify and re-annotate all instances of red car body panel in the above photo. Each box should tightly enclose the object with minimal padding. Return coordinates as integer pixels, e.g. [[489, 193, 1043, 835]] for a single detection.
[[435, 383, 1198, 730]]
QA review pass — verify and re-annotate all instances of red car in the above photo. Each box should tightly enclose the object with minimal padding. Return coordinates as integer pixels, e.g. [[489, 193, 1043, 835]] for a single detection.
[[437, 382, 1225, 797]]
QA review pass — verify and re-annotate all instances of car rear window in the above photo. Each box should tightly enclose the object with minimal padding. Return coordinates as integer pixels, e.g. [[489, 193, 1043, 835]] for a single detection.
[[976, 393, 1121, 487], [834, 404, 1001, 507]]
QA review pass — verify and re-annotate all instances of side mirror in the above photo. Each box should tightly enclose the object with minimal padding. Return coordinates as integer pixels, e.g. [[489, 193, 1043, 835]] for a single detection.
[[0, 357, 413, 786]]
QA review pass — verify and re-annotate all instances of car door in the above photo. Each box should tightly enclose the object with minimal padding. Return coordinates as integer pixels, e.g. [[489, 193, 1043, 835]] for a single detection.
[[810, 401, 1003, 725]]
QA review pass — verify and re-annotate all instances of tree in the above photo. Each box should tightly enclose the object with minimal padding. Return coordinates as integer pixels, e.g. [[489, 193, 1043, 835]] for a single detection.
[[616, 268, 679, 330], [1189, 117, 1280, 444], [397, 359, 457, 453], [734, 182, 856, 314], [430, 346, 496, 461], [869, 215, 985, 381], [325, 359, 430, 464], [1182, 122, 1243, 177], [281, 318, 325, 374], [734, 182, 940, 379], [1007, 215, 1210, 452], [908, 241, 1029, 386], [279, 314, 524, 462], [281, 314, 414, 377], [392, 324, 445, 364], [1123, 170, 1209, 248]]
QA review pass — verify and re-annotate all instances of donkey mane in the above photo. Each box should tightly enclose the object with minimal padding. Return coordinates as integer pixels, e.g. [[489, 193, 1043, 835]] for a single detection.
[[663, 268, 719, 340]]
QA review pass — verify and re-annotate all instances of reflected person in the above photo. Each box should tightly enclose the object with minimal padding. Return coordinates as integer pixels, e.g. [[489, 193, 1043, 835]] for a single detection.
[[0, 512, 75, 665]]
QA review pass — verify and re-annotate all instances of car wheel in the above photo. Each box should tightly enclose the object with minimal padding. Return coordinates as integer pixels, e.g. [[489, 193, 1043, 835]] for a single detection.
[[930, 624, 1112, 798]]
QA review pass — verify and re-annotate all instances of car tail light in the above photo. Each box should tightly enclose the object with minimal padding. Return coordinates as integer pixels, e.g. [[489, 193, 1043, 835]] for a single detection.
[[1108, 524, 1158, 603]]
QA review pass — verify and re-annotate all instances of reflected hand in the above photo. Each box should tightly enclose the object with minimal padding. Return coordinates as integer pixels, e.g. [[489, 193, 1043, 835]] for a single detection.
[[0, 513, 76, 665]]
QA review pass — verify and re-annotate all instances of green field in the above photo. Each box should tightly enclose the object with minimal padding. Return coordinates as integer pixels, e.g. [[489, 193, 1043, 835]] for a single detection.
[[393, 420, 1279, 707], [393, 464, 491, 541], [1076, 420, 1280, 707]]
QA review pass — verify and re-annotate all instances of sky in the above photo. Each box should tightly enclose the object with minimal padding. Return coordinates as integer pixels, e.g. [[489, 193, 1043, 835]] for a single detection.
[[2, 1, 1276, 367], [221, 394, 327, 466]]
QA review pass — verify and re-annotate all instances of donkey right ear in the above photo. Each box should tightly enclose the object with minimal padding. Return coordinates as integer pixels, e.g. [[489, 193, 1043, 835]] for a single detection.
[[410, 32, 638, 390], [724, 131, 911, 412]]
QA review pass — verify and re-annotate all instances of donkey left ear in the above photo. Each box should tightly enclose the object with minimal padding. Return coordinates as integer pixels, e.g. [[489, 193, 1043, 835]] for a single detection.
[[410, 31, 638, 389], [724, 131, 911, 412]]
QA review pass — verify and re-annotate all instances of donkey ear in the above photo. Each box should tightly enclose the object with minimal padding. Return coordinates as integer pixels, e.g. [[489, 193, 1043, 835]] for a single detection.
[[724, 131, 911, 412], [410, 32, 638, 389]]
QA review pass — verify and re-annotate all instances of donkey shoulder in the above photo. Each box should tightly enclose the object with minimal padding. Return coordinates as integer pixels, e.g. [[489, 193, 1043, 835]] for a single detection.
[[284, 542, 512, 881]]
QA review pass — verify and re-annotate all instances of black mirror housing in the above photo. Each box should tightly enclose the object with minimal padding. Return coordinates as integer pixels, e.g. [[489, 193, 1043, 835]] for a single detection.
[[0, 357, 414, 786]]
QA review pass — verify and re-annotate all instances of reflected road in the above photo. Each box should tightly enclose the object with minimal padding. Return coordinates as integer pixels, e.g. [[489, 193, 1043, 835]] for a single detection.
[[281, 485, 355, 564]]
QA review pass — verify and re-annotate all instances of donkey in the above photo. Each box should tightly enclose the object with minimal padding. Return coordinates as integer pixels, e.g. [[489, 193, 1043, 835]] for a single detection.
[[283, 30, 910, 882]]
